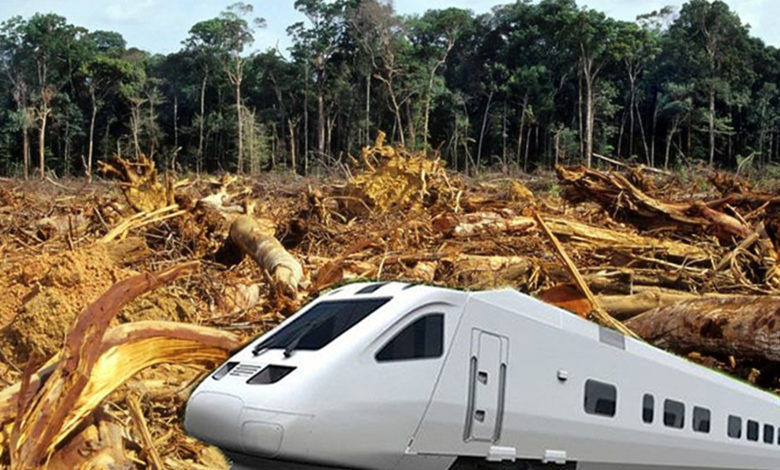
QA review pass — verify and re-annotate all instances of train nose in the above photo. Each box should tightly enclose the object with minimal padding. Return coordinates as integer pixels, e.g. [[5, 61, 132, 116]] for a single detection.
[[185, 391, 287, 458], [185, 391, 246, 449]]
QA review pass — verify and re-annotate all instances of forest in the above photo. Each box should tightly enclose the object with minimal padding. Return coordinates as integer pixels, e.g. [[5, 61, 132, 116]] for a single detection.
[[0, 0, 779, 179]]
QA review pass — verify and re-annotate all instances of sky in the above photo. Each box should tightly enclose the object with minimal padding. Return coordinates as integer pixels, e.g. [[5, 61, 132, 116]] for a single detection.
[[0, 0, 777, 55]]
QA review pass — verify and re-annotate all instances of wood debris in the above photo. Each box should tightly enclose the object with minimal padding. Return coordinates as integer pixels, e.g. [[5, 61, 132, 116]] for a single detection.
[[1, 142, 780, 467]]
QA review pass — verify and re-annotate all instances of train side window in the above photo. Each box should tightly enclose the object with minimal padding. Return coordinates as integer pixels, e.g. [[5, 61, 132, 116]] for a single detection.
[[763, 424, 774, 444], [584, 380, 617, 417], [376, 314, 444, 362], [747, 420, 759, 441], [728, 416, 742, 438], [663, 399, 685, 429], [642, 394, 654, 424], [692, 407, 710, 433]]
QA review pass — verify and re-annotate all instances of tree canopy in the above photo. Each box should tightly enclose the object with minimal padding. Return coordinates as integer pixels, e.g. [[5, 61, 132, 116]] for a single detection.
[[0, 0, 778, 178]]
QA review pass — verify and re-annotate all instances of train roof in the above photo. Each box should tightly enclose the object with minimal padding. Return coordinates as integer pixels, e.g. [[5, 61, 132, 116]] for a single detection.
[[322, 281, 780, 405]]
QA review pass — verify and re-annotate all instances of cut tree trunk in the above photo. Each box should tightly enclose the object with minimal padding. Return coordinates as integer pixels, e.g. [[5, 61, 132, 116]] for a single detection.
[[229, 215, 304, 295], [626, 296, 780, 363]]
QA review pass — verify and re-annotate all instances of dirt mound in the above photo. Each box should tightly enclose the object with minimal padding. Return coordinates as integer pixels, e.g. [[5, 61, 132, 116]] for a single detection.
[[0, 244, 131, 364]]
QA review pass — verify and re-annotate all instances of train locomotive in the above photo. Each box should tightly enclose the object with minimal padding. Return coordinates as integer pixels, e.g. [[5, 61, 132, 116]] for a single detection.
[[184, 281, 780, 470]]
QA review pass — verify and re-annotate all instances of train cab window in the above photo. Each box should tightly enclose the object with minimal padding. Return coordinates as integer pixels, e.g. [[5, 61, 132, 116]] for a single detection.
[[253, 298, 390, 355], [663, 399, 685, 429], [584, 380, 617, 417], [764, 424, 774, 444], [728, 416, 742, 438], [642, 394, 654, 424], [693, 407, 711, 433], [376, 314, 444, 362], [747, 420, 759, 441]]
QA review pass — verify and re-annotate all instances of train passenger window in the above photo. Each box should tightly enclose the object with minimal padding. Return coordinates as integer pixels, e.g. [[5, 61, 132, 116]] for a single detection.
[[764, 424, 774, 444], [728, 416, 742, 438], [747, 420, 759, 441], [693, 407, 711, 433], [584, 380, 617, 417], [663, 399, 685, 429], [375, 314, 444, 362], [642, 394, 654, 424]]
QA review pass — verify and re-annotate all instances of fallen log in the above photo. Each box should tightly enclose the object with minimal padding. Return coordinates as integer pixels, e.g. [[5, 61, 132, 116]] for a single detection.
[[626, 296, 780, 363], [556, 165, 752, 240], [433, 211, 709, 260], [230, 215, 304, 295]]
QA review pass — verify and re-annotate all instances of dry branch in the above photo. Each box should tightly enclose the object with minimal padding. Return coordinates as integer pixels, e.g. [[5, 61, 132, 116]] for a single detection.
[[533, 212, 639, 339]]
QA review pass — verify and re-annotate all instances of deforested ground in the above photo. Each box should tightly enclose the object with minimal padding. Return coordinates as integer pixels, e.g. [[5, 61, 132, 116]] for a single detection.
[[1, 141, 779, 468]]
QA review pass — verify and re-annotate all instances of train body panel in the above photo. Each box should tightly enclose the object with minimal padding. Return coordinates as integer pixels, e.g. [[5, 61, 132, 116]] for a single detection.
[[184, 282, 780, 470]]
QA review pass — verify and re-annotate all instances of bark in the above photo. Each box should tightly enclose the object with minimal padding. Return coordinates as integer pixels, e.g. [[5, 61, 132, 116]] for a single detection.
[[235, 77, 243, 174], [230, 215, 304, 295], [197, 71, 207, 174], [288, 118, 297, 173], [87, 94, 97, 183], [708, 88, 716, 166], [627, 296, 780, 363], [476, 90, 493, 172]]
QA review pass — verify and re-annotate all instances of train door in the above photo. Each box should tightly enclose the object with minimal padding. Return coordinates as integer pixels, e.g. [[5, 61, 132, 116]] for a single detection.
[[463, 329, 509, 443]]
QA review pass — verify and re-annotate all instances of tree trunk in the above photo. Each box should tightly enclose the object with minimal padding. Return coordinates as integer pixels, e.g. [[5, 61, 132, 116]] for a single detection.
[[197, 72, 207, 175], [584, 69, 595, 168], [627, 296, 780, 363], [516, 92, 529, 167], [235, 78, 243, 174], [476, 90, 493, 172], [288, 118, 296, 174], [365, 73, 371, 146], [173, 94, 178, 150], [23, 125, 30, 181], [38, 107, 48, 179], [87, 98, 97, 183], [708, 88, 716, 166], [628, 75, 636, 158]]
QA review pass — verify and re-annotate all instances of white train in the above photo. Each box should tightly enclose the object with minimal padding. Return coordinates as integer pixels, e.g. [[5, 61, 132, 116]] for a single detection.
[[184, 282, 780, 470]]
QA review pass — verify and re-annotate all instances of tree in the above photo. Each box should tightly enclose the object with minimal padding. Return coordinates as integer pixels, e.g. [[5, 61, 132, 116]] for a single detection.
[[22, 14, 86, 178], [79, 31, 128, 180], [288, 0, 354, 161], [668, 0, 753, 166], [573, 8, 622, 167], [186, 3, 264, 173], [407, 8, 472, 149]]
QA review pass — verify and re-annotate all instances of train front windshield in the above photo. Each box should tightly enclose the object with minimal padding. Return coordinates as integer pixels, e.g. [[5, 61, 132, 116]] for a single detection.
[[252, 297, 390, 355]]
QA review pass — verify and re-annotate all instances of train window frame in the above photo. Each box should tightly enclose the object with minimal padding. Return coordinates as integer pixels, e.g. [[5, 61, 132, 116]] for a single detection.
[[375, 313, 444, 362], [583, 380, 617, 418], [728, 416, 742, 439], [642, 394, 654, 424], [747, 420, 759, 441], [692, 406, 711, 433], [663, 399, 685, 429], [764, 424, 774, 444]]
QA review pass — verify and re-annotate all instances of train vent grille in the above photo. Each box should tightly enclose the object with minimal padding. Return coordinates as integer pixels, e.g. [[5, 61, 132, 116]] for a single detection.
[[229, 364, 263, 377]]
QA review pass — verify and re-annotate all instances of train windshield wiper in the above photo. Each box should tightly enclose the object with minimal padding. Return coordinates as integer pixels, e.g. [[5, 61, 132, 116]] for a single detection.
[[282, 316, 328, 358]]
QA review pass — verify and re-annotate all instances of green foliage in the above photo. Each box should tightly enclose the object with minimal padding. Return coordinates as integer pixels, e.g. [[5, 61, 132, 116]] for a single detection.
[[0, 0, 777, 178]]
